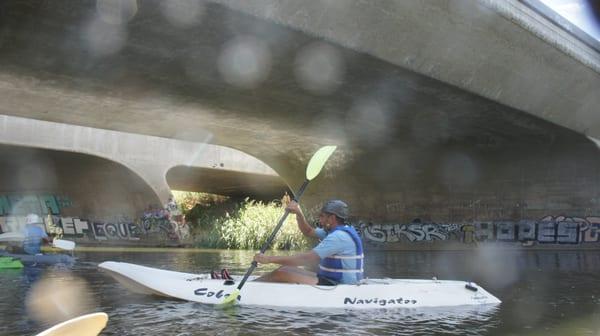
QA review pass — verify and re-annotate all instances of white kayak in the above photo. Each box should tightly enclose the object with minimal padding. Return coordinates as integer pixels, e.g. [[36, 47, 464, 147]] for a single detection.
[[0, 232, 25, 242], [99, 261, 501, 309]]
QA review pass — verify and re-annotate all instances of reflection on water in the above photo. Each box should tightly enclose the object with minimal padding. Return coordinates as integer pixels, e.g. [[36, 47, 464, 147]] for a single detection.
[[1, 249, 600, 335]]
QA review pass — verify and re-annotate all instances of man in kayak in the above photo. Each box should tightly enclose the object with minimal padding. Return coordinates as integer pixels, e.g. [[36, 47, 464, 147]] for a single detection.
[[254, 199, 364, 285], [22, 214, 52, 255]]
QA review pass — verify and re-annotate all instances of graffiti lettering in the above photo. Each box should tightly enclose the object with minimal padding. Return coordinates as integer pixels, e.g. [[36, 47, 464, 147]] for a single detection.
[[518, 220, 536, 241], [356, 215, 600, 247], [91, 221, 140, 240], [556, 221, 579, 244], [61, 217, 91, 237], [496, 221, 516, 241], [358, 221, 459, 243]]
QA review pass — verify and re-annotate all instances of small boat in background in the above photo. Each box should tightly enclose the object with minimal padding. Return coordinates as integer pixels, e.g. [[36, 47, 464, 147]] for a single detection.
[[0, 256, 23, 269], [0, 250, 75, 266]]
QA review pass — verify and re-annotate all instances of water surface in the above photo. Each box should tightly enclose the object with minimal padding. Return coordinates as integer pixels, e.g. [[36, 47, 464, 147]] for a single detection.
[[1, 248, 599, 335]]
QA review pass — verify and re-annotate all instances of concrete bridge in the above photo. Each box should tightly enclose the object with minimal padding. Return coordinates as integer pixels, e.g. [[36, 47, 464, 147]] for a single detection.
[[0, 115, 286, 219], [1, 1, 600, 246]]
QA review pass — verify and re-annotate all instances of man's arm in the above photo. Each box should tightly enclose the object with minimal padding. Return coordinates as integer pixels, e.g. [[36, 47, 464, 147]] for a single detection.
[[41, 230, 52, 244], [286, 201, 318, 238], [254, 251, 320, 267]]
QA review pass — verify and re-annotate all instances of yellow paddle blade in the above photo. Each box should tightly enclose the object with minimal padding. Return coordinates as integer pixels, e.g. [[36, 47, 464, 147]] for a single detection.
[[220, 289, 240, 306], [306, 146, 337, 181], [53, 239, 76, 251], [35, 312, 108, 336]]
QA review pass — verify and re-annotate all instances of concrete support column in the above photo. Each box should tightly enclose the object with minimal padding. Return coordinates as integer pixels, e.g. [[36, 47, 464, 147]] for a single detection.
[[123, 162, 172, 204]]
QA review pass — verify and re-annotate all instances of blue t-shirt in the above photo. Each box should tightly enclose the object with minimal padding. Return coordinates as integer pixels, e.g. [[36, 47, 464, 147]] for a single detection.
[[312, 227, 361, 284], [22, 225, 48, 255]]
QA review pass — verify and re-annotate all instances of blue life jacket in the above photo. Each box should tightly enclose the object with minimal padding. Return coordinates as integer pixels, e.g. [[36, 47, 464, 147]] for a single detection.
[[22, 225, 46, 255], [317, 225, 364, 284]]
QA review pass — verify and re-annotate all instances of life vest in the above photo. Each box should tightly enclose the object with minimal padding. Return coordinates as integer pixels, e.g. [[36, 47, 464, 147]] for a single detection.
[[317, 225, 364, 284], [22, 225, 46, 255]]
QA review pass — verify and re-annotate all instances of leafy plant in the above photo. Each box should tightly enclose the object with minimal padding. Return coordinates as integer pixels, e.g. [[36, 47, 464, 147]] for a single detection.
[[172, 191, 313, 250], [217, 199, 312, 250]]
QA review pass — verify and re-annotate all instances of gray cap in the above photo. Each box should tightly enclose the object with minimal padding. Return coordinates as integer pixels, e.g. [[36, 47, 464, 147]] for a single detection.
[[321, 200, 349, 219]]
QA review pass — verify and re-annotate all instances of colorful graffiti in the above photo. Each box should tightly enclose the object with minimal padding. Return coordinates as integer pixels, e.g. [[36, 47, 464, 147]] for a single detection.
[[0, 215, 186, 242], [0, 197, 189, 242], [141, 206, 188, 240], [356, 215, 600, 246]]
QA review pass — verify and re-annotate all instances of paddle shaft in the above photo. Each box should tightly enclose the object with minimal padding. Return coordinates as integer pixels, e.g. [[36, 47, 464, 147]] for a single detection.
[[234, 179, 310, 291]]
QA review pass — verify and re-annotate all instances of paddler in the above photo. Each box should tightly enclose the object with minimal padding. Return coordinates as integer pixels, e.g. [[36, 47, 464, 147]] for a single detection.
[[254, 199, 364, 285], [21, 214, 52, 255]]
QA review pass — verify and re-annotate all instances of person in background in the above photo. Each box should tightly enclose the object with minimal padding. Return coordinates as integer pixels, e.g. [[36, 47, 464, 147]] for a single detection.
[[22, 214, 52, 255]]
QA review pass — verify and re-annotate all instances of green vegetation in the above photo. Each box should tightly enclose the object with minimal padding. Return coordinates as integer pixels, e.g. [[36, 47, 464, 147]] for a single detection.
[[218, 199, 312, 250], [173, 191, 313, 250]]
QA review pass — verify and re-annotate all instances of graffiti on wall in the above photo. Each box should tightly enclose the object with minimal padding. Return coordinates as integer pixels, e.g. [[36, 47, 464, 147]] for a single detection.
[[0, 196, 188, 241], [356, 215, 600, 246], [141, 207, 188, 240], [358, 219, 460, 243], [0, 215, 185, 241], [0, 194, 72, 216]]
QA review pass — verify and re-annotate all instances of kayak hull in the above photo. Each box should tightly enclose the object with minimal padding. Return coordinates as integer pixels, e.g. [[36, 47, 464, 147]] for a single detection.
[[0, 256, 24, 269], [0, 250, 75, 266], [99, 261, 501, 309]]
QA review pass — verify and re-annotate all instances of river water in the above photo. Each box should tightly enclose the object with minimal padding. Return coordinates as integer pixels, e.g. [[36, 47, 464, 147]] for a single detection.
[[1, 248, 600, 335]]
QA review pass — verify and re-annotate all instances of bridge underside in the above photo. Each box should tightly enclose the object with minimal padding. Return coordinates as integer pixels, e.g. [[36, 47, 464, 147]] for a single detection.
[[166, 166, 289, 201], [0, 2, 580, 152]]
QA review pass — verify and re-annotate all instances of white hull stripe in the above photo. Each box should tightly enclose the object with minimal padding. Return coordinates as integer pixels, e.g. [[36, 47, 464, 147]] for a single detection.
[[319, 265, 364, 273]]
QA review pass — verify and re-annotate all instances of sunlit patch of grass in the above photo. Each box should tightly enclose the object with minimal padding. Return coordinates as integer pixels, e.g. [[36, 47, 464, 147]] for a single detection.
[[185, 198, 313, 250], [217, 199, 312, 250]]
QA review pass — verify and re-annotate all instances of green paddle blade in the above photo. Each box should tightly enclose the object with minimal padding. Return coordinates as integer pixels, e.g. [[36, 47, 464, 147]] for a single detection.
[[306, 146, 337, 181], [220, 289, 240, 306]]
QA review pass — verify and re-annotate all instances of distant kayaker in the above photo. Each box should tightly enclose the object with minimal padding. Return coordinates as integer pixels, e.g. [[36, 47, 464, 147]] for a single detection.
[[21, 214, 52, 255], [254, 199, 364, 286]]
